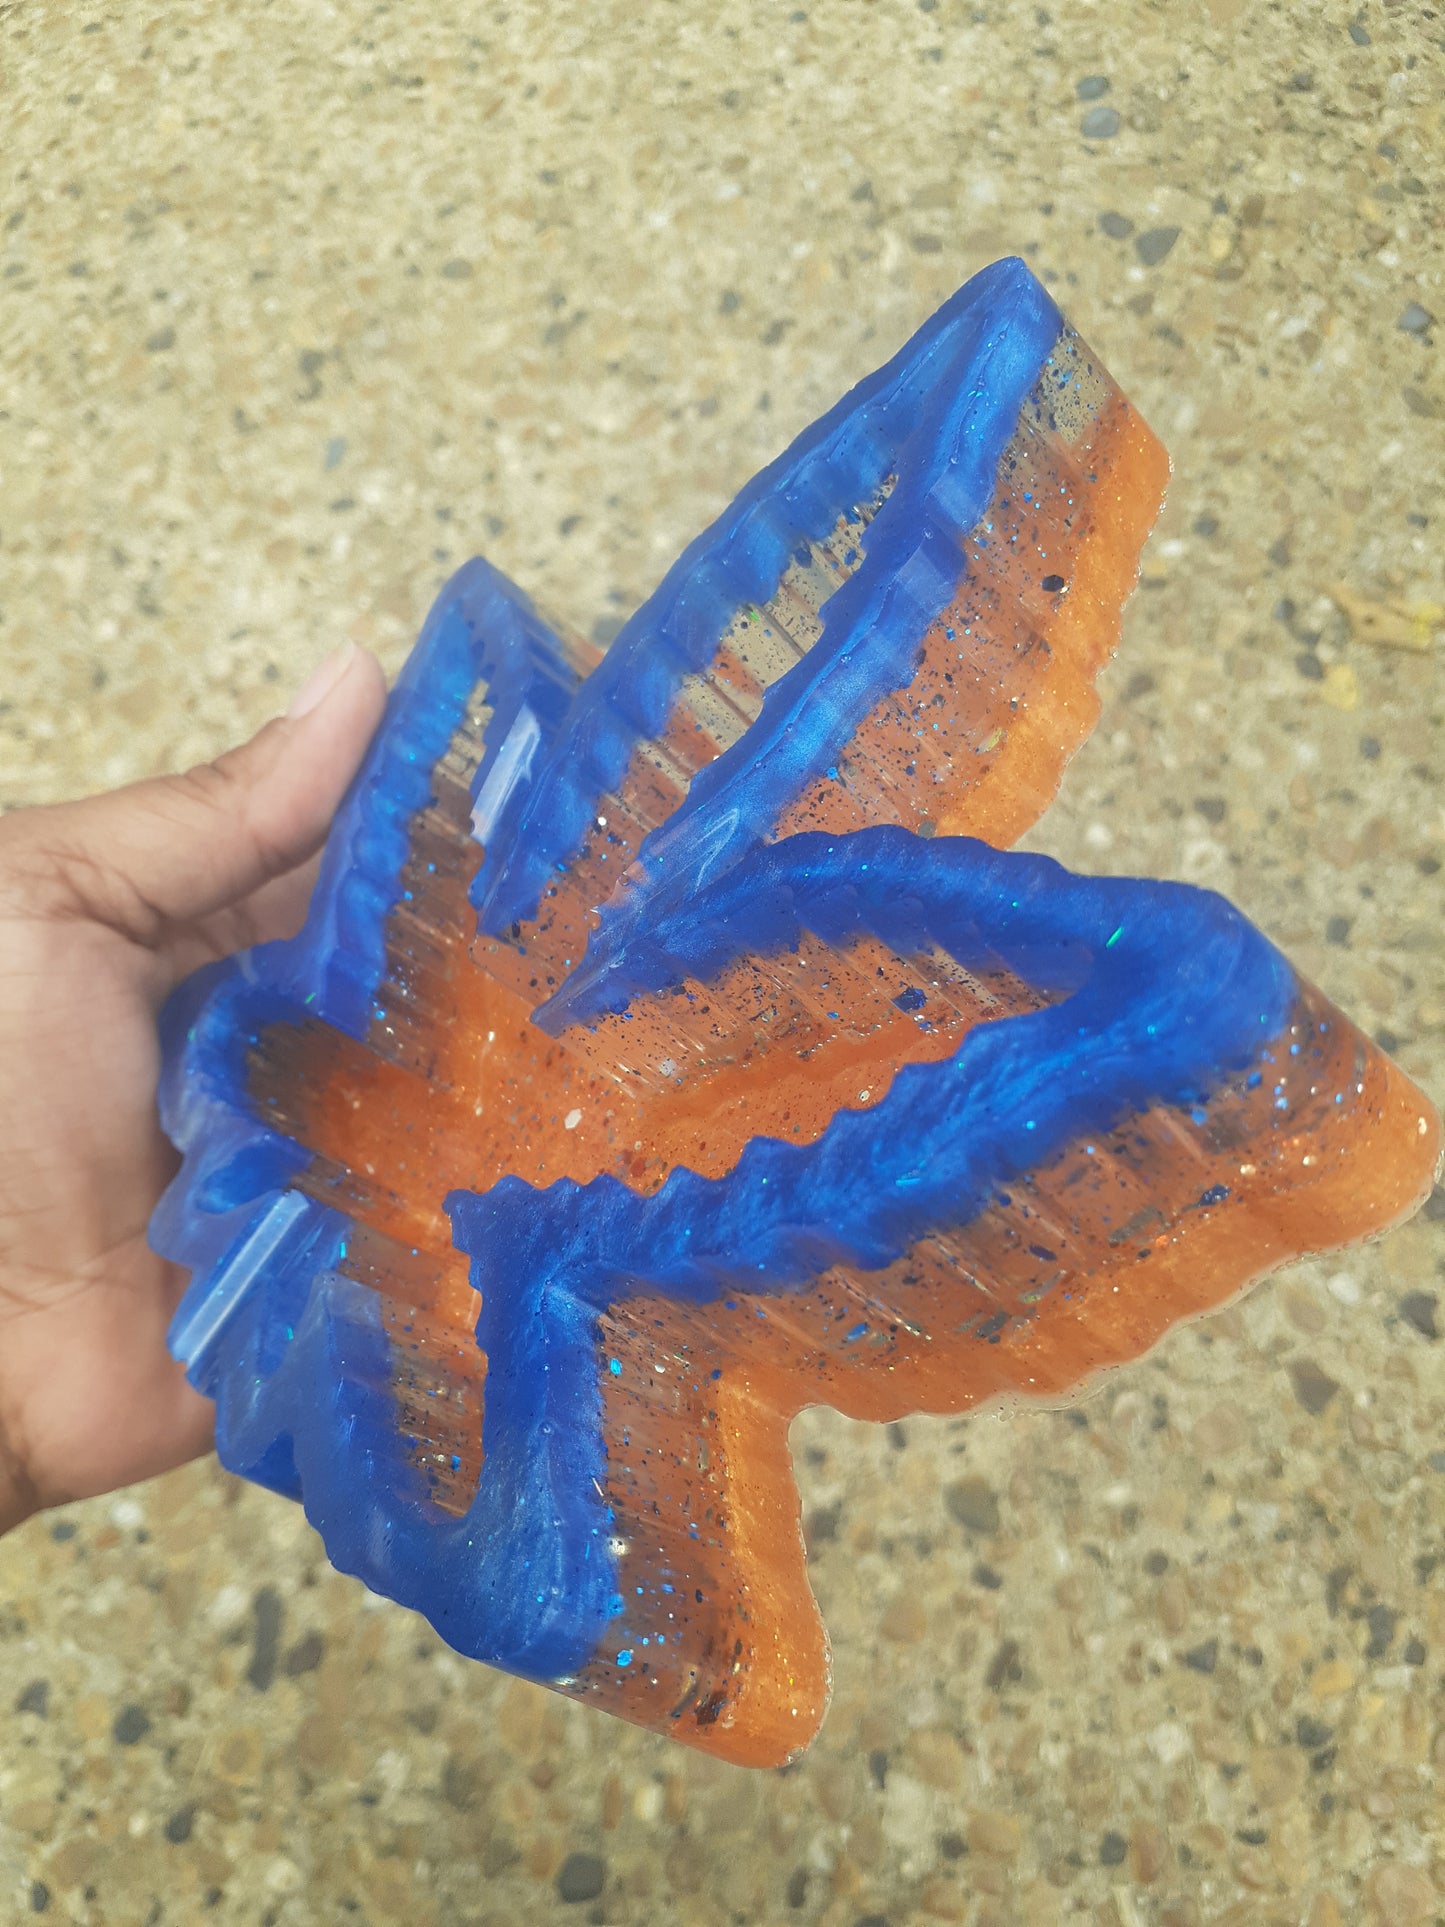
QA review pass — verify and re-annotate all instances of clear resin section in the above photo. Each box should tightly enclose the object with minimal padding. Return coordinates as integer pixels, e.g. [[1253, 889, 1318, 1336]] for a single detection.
[[153, 259, 1442, 1768]]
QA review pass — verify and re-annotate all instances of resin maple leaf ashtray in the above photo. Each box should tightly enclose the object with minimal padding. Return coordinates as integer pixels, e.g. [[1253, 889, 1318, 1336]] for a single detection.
[[153, 259, 1441, 1767]]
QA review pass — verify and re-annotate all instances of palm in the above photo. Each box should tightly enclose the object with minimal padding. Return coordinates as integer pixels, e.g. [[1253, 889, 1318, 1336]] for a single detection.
[[0, 849, 319, 1513], [0, 650, 386, 1531]]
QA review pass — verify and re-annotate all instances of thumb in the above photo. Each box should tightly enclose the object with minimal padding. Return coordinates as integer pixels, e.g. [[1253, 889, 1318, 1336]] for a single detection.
[[13, 645, 388, 942]]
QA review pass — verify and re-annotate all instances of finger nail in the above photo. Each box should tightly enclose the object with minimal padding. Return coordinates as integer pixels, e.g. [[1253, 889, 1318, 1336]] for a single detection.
[[287, 644, 359, 719]]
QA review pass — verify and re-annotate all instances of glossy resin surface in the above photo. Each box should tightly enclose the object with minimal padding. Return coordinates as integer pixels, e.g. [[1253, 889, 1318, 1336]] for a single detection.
[[153, 259, 1441, 1766]]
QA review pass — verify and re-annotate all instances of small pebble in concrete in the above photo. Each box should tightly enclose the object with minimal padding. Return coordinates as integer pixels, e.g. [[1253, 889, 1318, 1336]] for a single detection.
[[1098, 211, 1133, 239], [282, 1631, 325, 1676], [164, 1805, 196, 1844], [1287, 1358, 1340, 1415], [1398, 302, 1433, 335], [15, 1680, 48, 1717], [1364, 1604, 1398, 1658], [247, 1587, 283, 1692], [1397, 1292, 1438, 1341], [443, 1754, 485, 1812], [556, 1852, 606, 1904], [1076, 75, 1110, 99], [112, 1705, 151, 1745], [944, 1477, 1000, 1535], [1081, 106, 1120, 139], [1135, 226, 1180, 266], [985, 1638, 1022, 1689]]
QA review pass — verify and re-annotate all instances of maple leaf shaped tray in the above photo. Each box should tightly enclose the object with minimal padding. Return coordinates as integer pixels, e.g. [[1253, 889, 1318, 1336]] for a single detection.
[[153, 258, 1441, 1767]]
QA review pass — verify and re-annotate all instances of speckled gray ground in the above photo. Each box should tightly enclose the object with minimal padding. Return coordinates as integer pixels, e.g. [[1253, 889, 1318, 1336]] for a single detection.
[[2, 3, 1442, 1924]]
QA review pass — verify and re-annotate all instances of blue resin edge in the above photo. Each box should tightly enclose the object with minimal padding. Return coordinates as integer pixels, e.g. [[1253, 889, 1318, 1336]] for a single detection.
[[477, 256, 1063, 953], [153, 562, 607, 1677]]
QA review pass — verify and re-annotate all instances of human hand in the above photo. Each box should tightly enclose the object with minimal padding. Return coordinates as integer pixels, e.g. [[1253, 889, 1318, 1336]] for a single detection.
[[0, 645, 387, 1535]]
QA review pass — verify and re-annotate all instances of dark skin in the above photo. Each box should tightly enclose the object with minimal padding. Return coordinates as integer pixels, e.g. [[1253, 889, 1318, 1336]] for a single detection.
[[0, 645, 387, 1535]]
